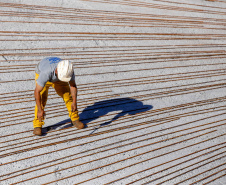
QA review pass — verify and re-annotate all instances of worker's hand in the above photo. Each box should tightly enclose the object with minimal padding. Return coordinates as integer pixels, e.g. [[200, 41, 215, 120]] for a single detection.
[[37, 109, 45, 122], [71, 103, 77, 112]]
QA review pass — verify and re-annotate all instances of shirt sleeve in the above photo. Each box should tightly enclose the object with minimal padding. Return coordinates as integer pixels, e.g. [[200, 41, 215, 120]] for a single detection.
[[36, 72, 50, 87]]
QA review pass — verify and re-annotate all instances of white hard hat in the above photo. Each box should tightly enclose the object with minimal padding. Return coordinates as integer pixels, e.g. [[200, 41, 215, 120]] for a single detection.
[[57, 60, 74, 82]]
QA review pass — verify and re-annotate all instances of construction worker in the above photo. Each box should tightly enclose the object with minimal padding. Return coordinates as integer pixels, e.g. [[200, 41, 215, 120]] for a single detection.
[[33, 57, 84, 136]]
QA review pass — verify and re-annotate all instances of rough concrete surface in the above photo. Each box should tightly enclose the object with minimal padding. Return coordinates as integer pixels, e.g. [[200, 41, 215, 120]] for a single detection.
[[0, 0, 226, 184]]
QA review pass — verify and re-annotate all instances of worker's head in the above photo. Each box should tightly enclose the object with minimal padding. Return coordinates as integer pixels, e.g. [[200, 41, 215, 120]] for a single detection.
[[56, 60, 74, 82]]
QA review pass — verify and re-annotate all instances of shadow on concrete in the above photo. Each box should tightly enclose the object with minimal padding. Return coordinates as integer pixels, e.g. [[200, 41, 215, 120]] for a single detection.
[[42, 97, 153, 135]]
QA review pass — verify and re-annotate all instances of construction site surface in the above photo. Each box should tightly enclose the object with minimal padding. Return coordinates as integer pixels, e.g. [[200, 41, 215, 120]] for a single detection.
[[0, 0, 226, 184]]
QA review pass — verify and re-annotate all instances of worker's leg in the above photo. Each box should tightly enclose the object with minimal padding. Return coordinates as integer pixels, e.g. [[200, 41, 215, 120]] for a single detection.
[[33, 73, 52, 128], [53, 81, 80, 121]]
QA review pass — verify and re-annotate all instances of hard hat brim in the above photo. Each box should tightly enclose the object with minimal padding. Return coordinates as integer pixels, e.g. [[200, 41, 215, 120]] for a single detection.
[[58, 76, 71, 82]]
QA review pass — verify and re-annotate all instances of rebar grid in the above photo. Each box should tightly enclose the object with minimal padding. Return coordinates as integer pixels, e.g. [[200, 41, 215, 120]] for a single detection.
[[0, 0, 225, 184]]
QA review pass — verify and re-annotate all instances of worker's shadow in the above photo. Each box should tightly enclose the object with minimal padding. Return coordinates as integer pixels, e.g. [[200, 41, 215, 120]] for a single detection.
[[79, 97, 153, 134], [43, 97, 152, 135]]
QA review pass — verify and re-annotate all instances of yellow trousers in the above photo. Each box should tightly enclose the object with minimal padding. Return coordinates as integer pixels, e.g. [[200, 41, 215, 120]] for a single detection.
[[33, 73, 79, 128]]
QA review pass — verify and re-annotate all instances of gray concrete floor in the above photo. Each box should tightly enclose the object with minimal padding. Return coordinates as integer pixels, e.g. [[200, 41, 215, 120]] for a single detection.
[[0, 0, 225, 184]]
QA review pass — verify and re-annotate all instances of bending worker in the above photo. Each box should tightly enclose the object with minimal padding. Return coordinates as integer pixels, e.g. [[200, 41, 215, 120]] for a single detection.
[[33, 57, 84, 136]]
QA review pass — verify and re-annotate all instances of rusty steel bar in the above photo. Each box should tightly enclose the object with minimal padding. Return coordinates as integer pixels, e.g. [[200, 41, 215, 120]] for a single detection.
[[42, 131, 222, 185], [0, 80, 225, 128], [1, 96, 225, 166], [1, 120, 225, 182], [202, 173, 226, 185], [1, 104, 225, 154], [82, 0, 226, 16], [110, 146, 226, 184]]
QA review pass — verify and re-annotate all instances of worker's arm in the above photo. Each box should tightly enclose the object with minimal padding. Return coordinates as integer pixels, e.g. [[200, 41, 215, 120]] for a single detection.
[[34, 84, 45, 122], [69, 80, 78, 112]]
